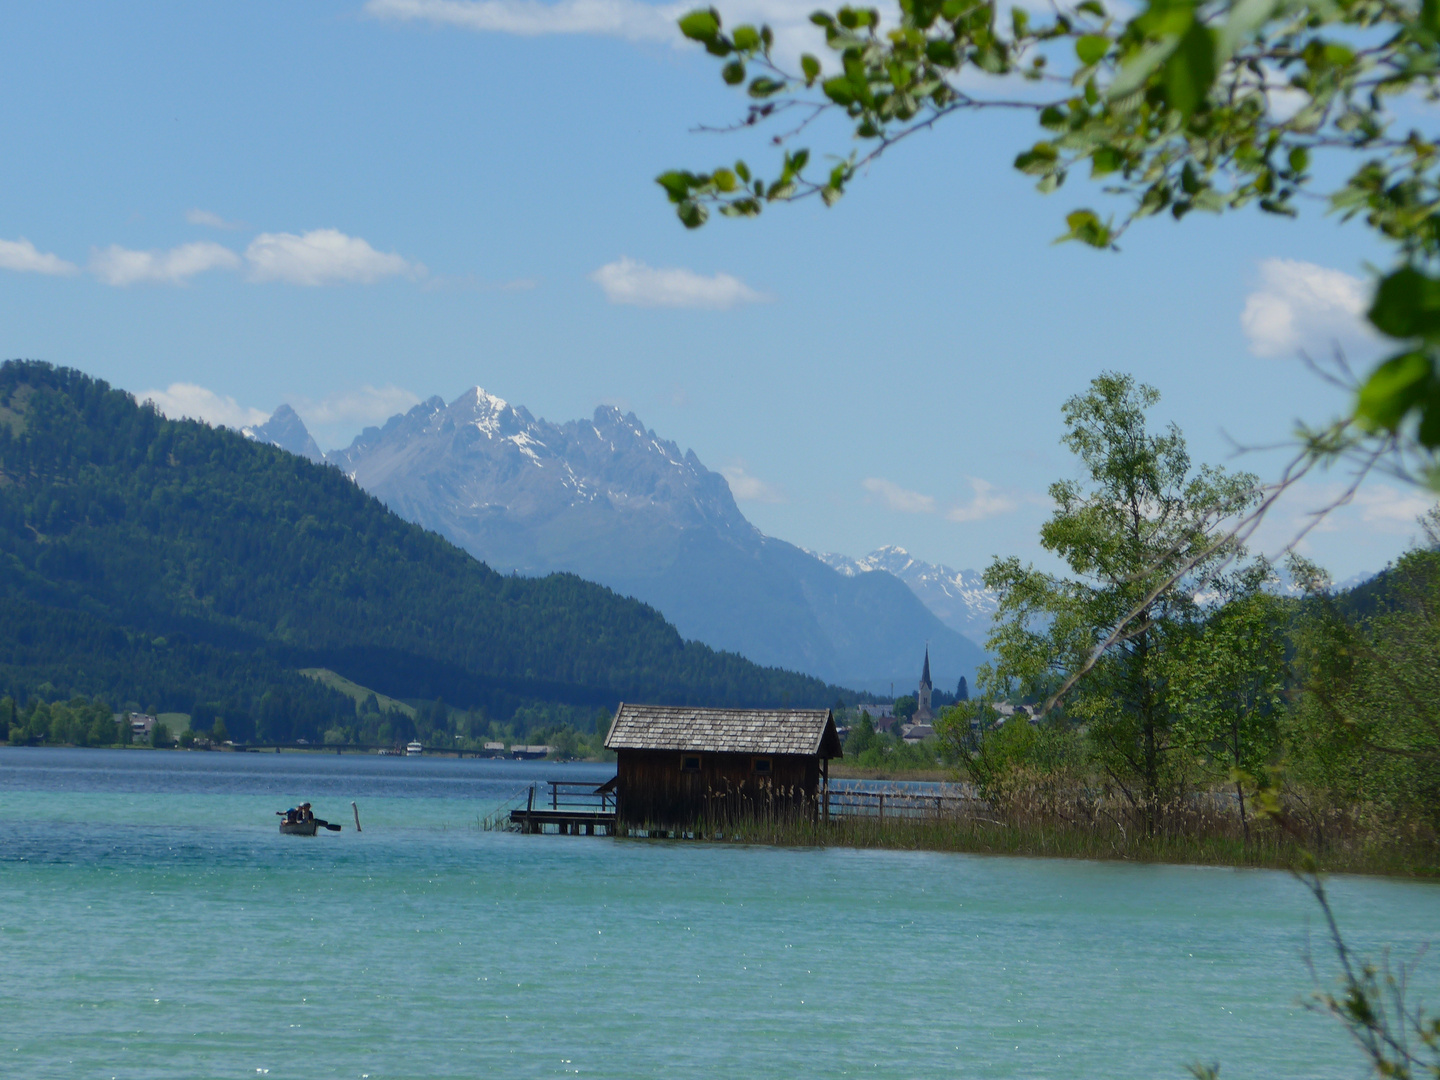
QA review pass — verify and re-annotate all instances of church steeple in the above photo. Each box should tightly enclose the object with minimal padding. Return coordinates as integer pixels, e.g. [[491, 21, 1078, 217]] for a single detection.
[[915, 646, 933, 723]]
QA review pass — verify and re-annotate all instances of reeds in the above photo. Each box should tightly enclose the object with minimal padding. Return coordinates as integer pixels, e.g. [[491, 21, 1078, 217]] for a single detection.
[[642, 779, 1439, 878]]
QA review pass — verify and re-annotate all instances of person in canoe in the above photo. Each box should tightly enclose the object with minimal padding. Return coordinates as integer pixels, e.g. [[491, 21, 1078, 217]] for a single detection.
[[277, 804, 341, 833]]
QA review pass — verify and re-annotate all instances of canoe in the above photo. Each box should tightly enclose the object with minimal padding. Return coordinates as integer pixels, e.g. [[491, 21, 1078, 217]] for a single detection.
[[279, 820, 319, 836]]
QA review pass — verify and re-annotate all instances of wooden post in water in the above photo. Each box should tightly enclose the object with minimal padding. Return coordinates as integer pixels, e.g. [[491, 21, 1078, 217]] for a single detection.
[[351, 801, 362, 832]]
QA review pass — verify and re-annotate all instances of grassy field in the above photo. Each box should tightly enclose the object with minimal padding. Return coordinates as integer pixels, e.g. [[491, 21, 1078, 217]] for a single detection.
[[298, 668, 417, 718]]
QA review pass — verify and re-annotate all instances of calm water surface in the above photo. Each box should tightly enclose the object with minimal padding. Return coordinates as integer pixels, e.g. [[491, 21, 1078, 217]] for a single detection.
[[1, 747, 1435, 1080]]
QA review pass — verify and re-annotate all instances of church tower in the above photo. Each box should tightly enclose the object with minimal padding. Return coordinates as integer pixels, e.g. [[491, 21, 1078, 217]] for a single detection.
[[915, 647, 934, 724]]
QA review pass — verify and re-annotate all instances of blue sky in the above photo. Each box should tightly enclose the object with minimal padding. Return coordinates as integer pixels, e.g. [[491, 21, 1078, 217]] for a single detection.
[[1, 0, 1433, 581]]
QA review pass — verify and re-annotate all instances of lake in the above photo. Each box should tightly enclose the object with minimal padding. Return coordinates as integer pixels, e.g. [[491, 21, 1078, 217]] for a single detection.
[[1, 747, 1435, 1079]]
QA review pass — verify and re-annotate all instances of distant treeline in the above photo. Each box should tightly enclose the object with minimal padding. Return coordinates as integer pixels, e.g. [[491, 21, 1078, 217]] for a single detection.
[[0, 361, 852, 742]]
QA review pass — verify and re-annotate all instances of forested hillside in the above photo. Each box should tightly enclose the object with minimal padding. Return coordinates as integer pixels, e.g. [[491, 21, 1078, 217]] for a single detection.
[[0, 362, 844, 742]]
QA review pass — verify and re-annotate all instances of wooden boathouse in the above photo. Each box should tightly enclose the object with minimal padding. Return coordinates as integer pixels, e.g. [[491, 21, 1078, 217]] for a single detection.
[[603, 703, 843, 829]]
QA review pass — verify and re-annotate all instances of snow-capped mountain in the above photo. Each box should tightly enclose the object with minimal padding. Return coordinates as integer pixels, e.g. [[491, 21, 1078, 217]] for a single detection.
[[818, 545, 999, 644], [243, 404, 323, 463], [322, 388, 986, 693]]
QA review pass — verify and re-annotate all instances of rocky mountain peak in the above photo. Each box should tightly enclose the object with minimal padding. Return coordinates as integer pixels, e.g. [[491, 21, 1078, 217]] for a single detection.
[[243, 404, 323, 463]]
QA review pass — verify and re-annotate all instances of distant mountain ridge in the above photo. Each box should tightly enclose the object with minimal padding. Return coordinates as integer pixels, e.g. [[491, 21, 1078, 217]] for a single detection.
[[0, 362, 843, 742], [320, 387, 985, 693], [817, 545, 999, 644]]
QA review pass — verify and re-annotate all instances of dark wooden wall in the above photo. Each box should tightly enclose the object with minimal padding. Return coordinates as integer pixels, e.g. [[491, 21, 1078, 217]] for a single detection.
[[615, 749, 821, 827]]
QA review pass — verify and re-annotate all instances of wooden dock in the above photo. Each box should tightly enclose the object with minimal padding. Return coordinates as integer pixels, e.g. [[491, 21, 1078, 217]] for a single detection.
[[495, 779, 980, 837], [508, 780, 618, 835]]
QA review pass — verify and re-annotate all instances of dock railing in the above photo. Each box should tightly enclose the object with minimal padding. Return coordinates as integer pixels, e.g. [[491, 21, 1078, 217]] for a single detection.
[[506, 779, 618, 835], [823, 785, 981, 822]]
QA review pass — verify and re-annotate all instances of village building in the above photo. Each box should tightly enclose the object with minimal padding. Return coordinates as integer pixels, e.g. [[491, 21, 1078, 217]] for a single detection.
[[603, 703, 843, 829]]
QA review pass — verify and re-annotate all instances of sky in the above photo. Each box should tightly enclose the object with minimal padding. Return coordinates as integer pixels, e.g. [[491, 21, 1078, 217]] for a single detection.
[[0, 1, 1434, 582]]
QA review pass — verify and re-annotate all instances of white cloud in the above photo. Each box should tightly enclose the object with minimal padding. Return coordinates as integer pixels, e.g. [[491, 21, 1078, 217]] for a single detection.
[[366, 0, 860, 63], [138, 383, 268, 429], [245, 229, 422, 286], [0, 237, 78, 276], [293, 385, 422, 427], [186, 208, 244, 230], [1241, 258, 1377, 358], [721, 462, 785, 503], [590, 257, 768, 309], [90, 241, 241, 286], [862, 477, 935, 515], [1351, 483, 1438, 527], [946, 477, 1022, 523], [365, 0, 679, 40]]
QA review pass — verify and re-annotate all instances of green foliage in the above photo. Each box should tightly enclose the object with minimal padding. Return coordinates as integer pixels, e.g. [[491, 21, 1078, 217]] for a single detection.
[[0, 362, 847, 744], [982, 372, 1259, 825], [665, 0, 1440, 458], [1166, 562, 1289, 835], [893, 693, 917, 722], [1288, 539, 1440, 838]]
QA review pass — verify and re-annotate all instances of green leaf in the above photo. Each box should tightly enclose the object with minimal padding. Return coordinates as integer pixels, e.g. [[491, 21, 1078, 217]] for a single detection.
[[712, 168, 737, 192], [1091, 146, 1123, 176], [1062, 209, 1112, 247], [1355, 351, 1435, 431], [822, 76, 856, 105], [1076, 0, 1106, 16], [1075, 35, 1109, 66], [722, 60, 745, 84], [655, 171, 695, 202], [801, 53, 821, 82], [732, 24, 760, 51], [1287, 146, 1309, 175], [677, 200, 709, 229], [1368, 267, 1440, 340], [1425, 0, 1440, 35], [1181, 161, 1201, 195], [735, 160, 751, 183], [1220, 0, 1280, 57], [748, 76, 784, 98], [1014, 143, 1059, 174], [678, 8, 721, 41], [1161, 22, 1217, 117], [1109, 38, 1179, 100]]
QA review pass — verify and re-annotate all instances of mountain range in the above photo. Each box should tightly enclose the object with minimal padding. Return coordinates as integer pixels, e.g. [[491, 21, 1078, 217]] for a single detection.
[[0, 362, 841, 742], [815, 545, 998, 645], [243, 387, 988, 694]]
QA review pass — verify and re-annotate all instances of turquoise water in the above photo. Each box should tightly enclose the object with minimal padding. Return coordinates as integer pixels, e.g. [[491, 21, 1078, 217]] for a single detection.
[[2, 748, 1435, 1079]]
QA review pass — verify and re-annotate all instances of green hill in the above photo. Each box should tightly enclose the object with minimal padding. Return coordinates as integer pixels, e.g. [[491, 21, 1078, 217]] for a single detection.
[[0, 361, 845, 743]]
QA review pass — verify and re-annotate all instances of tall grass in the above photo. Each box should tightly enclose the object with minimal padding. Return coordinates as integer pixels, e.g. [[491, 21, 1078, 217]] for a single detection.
[[623, 781, 1438, 878]]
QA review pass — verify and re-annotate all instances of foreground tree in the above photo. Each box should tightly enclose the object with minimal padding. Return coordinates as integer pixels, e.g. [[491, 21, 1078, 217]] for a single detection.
[[663, 0, 1440, 470], [982, 372, 1257, 829], [1165, 562, 1289, 841]]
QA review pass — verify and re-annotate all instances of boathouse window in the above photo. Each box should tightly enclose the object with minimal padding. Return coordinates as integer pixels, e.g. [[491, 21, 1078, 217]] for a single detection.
[[681, 754, 701, 772], [753, 757, 772, 775]]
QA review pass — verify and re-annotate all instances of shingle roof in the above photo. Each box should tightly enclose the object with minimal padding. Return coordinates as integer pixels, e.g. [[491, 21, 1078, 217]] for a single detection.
[[605, 704, 842, 758]]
